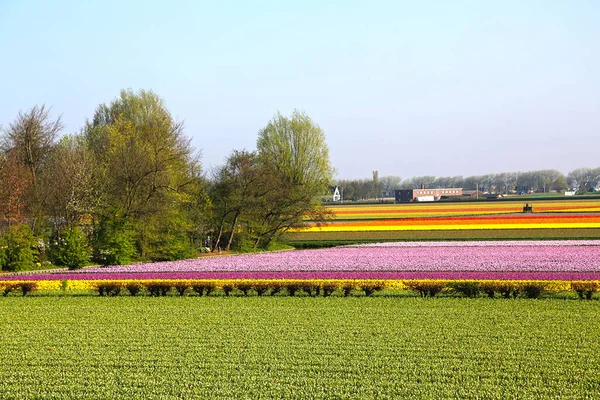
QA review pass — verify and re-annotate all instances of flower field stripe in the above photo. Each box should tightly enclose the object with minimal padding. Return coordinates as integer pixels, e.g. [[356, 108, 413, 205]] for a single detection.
[[325, 200, 600, 219], [301, 222, 600, 231], [1, 279, 591, 293], [296, 214, 600, 231], [3, 240, 599, 278], [3, 272, 600, 282]]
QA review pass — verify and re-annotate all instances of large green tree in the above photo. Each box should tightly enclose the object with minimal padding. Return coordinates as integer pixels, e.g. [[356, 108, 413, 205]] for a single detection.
[[253, 110, 334, 248], [85, 89, 205, 261]]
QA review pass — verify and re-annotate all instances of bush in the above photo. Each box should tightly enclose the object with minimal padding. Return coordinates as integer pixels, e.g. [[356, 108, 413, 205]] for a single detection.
[[147, 233, 198, 262], [0, 282, 37, 296], [126, 282, 143, 296], [523, 283, 546, 299], [300, 282, 320, 297], [269, 282, 283, 296], [222, 284, 234, 296], [192, 282, 215, 296], [236, 283, 252, 296], [0, 224, 38, 272], [359, 281, 385, 297], [448, 281, 480, 298], [49, 227, 90, 270], [146, 282, 172, 296], [19, 282, 38, 296], [96, 282, 123, 296], [92, 218, 137, 266], [286, 283, 300, 296], [404, 281, 446, 297], [174, 282, 190, 296], [322, 283, 338, 297], [342, 283, 356, 297], [252, 283, 270, 296], [571, 281, 599, 300]]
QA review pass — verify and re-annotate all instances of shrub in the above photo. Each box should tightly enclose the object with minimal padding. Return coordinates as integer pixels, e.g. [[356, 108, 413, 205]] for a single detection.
[[342, 283, 356, 297], [173, 282, 191, 296], [300, 283, 319, 297], [1, 282, 19, 296], [523, 283, 546, 299], [236, 283, 252, 296], [192, 283, 215, 296], [96, 282, 123, 296], [252, 283, 270, 296], [49, 227, 90, 270], [92, 218, 136, 266], [147, 233, 198, 262], [571, 281, 599, 300], [322, 283, 338, 297], [126, 282, 143, 296], [222, 284, 234, 296], [146, 282, 172, 297], [403, 281, 446, 297], [0, 224, 38, 272], [448, 281, 480, 298], [269, 282, 283, 296], [19, 282, 38, 296], [286, 283, 300, 296], [359, 281, 385, 297]]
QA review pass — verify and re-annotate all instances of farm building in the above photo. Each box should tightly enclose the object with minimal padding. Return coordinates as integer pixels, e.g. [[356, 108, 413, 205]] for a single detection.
[[395, 188, 463, 203], [462, 190, 485, 199]]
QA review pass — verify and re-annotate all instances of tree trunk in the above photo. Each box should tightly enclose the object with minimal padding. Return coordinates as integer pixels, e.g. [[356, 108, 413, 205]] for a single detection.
[[225, 212, 240, 251]]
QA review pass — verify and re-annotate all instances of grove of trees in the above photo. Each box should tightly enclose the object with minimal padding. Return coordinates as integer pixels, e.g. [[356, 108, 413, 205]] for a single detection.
[[335, 168, 599, 201], [0, 90, 333, 271]]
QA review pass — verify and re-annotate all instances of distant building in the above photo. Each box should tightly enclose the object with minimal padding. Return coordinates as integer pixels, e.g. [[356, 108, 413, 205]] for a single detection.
[[395, 188, 463, 203], [332, 187, 341, 202], [462, 190, 485, 199]]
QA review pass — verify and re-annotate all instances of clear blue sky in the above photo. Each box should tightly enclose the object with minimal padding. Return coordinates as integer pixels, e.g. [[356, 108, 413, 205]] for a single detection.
[[1, 0, 598, 180]]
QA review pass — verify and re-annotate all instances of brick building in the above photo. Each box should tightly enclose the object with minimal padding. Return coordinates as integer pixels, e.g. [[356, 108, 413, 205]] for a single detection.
[[395, 188, 463, 202]]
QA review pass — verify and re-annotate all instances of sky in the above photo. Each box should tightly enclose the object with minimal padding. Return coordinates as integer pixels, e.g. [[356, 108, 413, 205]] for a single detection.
[[0, 0, 598, 180]]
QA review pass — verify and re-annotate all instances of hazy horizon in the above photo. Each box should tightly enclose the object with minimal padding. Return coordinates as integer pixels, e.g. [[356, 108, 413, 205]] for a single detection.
[[1, 0, 598, 180]]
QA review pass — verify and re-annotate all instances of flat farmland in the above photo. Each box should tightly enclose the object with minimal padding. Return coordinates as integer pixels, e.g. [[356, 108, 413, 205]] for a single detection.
[[286, 199, 600, 245], [1, 297, 599, 399]]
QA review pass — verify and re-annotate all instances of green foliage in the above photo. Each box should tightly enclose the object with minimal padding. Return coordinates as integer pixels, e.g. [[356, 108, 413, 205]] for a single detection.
[[448, 281, 481, 298], [1, 297, 599, 398], [146, 231, 198, 262], [49, 227, 90, 270], [92, 216, 136, 266], [571, 281, 599, 300], [0, 224, 38, 271]]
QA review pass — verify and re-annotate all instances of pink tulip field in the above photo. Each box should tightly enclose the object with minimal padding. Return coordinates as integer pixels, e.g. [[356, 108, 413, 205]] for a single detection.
[[9, 240, 600, 281]]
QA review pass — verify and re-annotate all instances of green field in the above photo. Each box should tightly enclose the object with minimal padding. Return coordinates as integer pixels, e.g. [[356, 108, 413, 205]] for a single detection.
[[1, 297, 599, 399], [285, 228, 600, 247]]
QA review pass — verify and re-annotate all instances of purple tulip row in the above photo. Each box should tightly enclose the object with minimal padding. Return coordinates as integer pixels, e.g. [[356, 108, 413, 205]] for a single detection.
[[4, 271, 600, 281]]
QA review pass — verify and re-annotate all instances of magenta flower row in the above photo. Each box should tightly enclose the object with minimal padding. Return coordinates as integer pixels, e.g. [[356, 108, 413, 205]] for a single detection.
[[59, 240, 600, 274]]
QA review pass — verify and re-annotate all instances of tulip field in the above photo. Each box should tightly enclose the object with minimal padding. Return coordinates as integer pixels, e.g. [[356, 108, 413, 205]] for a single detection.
[[285, 199, 600, 244], [2, 199, 600, 398], [1, 297, 599, 399]]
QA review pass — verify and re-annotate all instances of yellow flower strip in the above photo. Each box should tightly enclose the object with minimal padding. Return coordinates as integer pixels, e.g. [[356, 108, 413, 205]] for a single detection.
[[0, 279, 590, 293], [325, 200, 600, 219]]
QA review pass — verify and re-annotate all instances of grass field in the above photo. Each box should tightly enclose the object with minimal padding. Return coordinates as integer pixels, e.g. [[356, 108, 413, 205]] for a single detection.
[[1, 297, 599, 399]]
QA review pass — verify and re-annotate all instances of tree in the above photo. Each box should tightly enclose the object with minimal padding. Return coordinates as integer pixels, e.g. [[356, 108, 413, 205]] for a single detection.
[[255, 110, 334, 248], [1, 105, 62, 231], [85, 89, 203, 261], [1, 105, 62, 184], [39, 135, 99, 232], [0, 152, 31, 228]]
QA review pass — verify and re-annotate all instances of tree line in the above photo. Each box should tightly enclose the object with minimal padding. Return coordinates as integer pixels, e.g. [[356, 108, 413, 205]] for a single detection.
[[336, 168, 600, 201], [0, 89, 333, 271]]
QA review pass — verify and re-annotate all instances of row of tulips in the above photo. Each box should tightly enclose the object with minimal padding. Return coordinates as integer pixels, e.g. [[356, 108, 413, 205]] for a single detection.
[[1, 279, 598, 299]]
